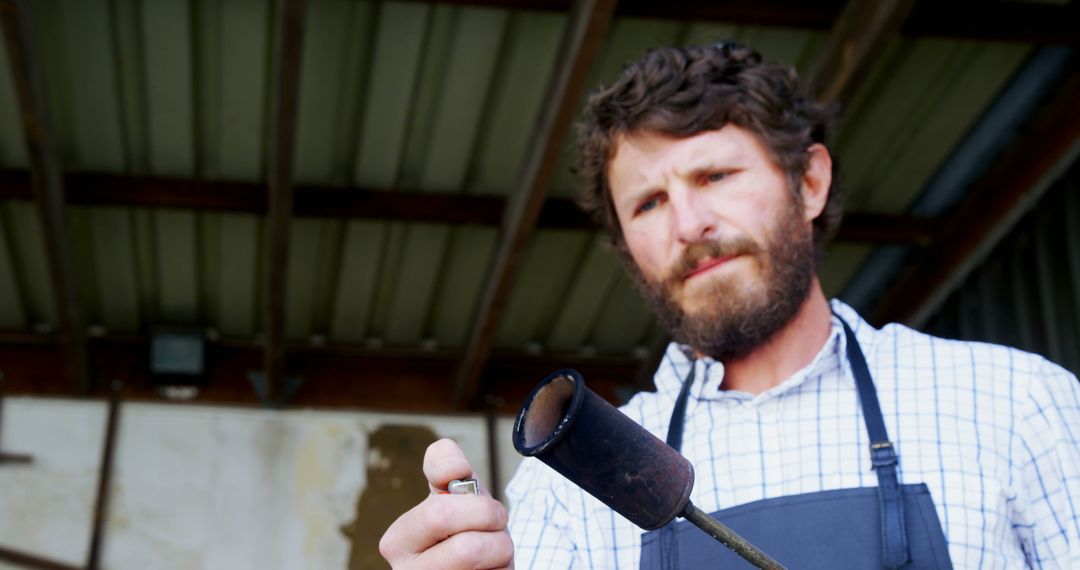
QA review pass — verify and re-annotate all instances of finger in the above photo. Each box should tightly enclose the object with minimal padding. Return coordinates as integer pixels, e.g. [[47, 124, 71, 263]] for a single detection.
[[380, 494, 508, 561], [407, 529, 514, 570], [423, 438, 476, 493]]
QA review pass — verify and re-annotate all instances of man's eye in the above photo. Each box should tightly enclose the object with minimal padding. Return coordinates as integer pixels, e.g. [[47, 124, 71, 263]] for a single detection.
[[705, 171, 727, 183], [636, 196, 662, 214]]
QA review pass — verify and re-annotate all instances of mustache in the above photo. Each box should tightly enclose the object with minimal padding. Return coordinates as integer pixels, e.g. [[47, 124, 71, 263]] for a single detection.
[[665, 237, 761, 285]]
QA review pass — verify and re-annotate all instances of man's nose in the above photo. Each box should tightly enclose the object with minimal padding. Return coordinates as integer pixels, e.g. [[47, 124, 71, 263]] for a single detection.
[[672, 192, 716, 243]]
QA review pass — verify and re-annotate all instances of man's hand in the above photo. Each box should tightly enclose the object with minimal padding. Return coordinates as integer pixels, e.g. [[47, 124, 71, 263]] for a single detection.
[[379, 438, 515, 569]]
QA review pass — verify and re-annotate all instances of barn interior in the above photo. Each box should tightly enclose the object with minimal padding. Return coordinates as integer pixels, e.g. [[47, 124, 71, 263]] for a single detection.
[[0, 0, 1077, 568]]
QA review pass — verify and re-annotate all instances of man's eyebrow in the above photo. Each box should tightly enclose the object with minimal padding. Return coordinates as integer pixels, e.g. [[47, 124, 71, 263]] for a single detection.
[[680, 160, 733, 179], [619, 183, 662, 207]]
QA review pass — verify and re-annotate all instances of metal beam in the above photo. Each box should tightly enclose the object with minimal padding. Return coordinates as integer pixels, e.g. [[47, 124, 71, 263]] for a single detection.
[[86, 382, 121, 570], [0, 170, 936, 244], [262, 0, 307, 405], [451, 0, 616, 410], [901, 1, 1079, 45], [838, 47, 1075, 315], [0, 331, 637, 413], [0, 0, 88, 395], [0, 546, 80, 570], [395, 0, 1078, 44], [400, 0, 838, 28], [808, 0, 916, 105], [873, 66, 1080, 325]]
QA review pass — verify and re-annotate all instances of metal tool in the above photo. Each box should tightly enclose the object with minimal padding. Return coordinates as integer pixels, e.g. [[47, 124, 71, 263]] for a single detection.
[[448, 478, 479, 495], [513, 369, 786, 570], [434, 478, 480, 496]]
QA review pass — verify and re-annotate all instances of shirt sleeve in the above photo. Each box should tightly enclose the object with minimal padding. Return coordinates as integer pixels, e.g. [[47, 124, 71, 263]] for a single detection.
[[1012, 359, 1080, 567], [504, 457, 582, 569]]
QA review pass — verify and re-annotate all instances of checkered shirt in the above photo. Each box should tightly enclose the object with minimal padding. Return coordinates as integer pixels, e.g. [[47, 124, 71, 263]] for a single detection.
[[505, 300, 1080, 569]]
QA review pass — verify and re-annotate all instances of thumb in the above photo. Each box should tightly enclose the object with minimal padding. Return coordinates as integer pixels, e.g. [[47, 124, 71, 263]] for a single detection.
[[423, 438, 489, 496]]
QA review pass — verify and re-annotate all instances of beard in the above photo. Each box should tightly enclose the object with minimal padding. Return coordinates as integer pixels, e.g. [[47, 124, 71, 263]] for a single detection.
[[621, 195, 817, 362]]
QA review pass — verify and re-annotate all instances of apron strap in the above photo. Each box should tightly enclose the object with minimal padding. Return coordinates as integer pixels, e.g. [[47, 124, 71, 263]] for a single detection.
[[660, 318, 911, 568], [666, 359, 697, 451], [660, 359, 697, 567], [839, 317, 911, 569]]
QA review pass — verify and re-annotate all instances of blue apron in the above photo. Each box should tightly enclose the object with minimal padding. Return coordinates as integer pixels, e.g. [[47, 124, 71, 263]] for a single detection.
[[640, 318, 953, 569]]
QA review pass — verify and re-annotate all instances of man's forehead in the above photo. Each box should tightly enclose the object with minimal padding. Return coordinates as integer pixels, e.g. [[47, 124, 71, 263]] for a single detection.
[[608, 127, 759, 186], [614, 126, 761, 159]]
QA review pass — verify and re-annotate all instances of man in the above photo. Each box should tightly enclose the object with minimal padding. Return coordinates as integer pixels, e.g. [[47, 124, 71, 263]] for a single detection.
[[381, 43, 1080, 568]]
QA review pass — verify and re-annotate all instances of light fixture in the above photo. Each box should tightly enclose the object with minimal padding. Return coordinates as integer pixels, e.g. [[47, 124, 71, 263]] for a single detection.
[[149, 330, 207, 399]]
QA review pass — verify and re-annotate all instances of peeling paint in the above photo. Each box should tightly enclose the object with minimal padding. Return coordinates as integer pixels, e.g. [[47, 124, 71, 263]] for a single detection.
[[0, 399, 495, 569], [341, 425, 437, 570]]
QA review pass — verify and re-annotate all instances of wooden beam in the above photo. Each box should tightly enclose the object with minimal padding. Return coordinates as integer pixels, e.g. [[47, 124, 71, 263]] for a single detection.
[[873, 66, 1080, 325], [262, 0, 307, 405], [808, 0, 917, 105], [451, 0, 617, 410], [0, 0, 89, 394], [0, 332, 637, 414], [395, 0, 1078, 44], [0, 170, 936, 244]]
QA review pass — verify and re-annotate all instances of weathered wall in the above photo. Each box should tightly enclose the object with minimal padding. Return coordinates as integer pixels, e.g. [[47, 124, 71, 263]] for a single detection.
[[0, 397, 521, 569]]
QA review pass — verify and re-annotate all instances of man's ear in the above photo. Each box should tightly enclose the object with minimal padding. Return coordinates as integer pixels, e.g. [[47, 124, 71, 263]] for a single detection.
[[800, 144, 832, 222]]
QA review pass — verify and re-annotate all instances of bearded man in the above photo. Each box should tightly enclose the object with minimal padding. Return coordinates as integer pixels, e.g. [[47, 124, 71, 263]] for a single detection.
[[380, 43, 1080, 569]]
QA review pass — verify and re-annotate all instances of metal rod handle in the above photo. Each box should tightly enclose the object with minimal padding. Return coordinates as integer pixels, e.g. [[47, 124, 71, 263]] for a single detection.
[[682, 502, 787, 569]]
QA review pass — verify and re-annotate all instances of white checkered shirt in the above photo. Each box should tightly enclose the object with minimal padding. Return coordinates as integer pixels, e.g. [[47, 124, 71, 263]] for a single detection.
[[505, 300, 1080, 568]]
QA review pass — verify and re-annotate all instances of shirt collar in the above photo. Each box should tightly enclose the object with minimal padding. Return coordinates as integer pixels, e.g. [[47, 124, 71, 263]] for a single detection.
[[654, 299, 874, 403]]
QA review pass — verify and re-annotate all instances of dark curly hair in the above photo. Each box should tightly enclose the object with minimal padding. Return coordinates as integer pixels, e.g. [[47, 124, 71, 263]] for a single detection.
[[576, 42, 842, 250]]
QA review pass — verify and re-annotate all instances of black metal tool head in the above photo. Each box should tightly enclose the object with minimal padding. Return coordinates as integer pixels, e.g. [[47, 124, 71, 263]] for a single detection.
[[513, 369, 694, 530]]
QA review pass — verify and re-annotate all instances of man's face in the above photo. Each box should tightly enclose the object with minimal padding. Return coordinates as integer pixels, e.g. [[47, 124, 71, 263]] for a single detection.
[[607, 126, 818, 360]]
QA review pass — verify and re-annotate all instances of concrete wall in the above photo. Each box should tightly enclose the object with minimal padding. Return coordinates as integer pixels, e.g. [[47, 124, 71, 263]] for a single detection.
[[0, 397, 521, 569]]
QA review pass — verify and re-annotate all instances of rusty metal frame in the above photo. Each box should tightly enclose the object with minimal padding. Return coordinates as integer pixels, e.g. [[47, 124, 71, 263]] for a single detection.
[[450, 0, 617, 410], [262, 0, 309, 404]]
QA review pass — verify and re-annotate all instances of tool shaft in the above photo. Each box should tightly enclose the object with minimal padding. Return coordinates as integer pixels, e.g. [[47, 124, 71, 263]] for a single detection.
[[682, 502, 787, 569]]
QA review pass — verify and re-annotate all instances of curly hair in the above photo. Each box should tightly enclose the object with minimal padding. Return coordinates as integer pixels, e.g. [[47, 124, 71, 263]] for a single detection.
[[576, 42, 842, 250]]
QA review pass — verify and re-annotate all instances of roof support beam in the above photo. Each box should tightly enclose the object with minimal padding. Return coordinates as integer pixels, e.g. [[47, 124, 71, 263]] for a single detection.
[[451, 0, 617, 410], [0, 171, 938, 244], [262, 0, 307, 405], [808, 0, 916, 105], [873, 66, 1080, 325], [900, 1, 1078, 45], [0, 332, 637, 413], [0, 0, 88, 394], [398, 0, 1078, 44]]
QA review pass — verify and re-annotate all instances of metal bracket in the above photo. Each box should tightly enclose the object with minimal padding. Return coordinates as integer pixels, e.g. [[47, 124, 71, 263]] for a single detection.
[[247, 372, 303, 408]]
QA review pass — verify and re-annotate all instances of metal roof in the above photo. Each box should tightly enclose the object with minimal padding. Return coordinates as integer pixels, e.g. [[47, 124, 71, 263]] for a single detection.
[[0, 0, 1076, 411]]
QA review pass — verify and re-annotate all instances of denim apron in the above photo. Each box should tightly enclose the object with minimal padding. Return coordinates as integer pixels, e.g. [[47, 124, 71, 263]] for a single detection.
[[639, 319, 953, 569]]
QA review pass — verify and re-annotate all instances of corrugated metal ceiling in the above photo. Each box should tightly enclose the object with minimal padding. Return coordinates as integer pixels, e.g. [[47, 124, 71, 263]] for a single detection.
[[0, 0, 1045, 363]]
